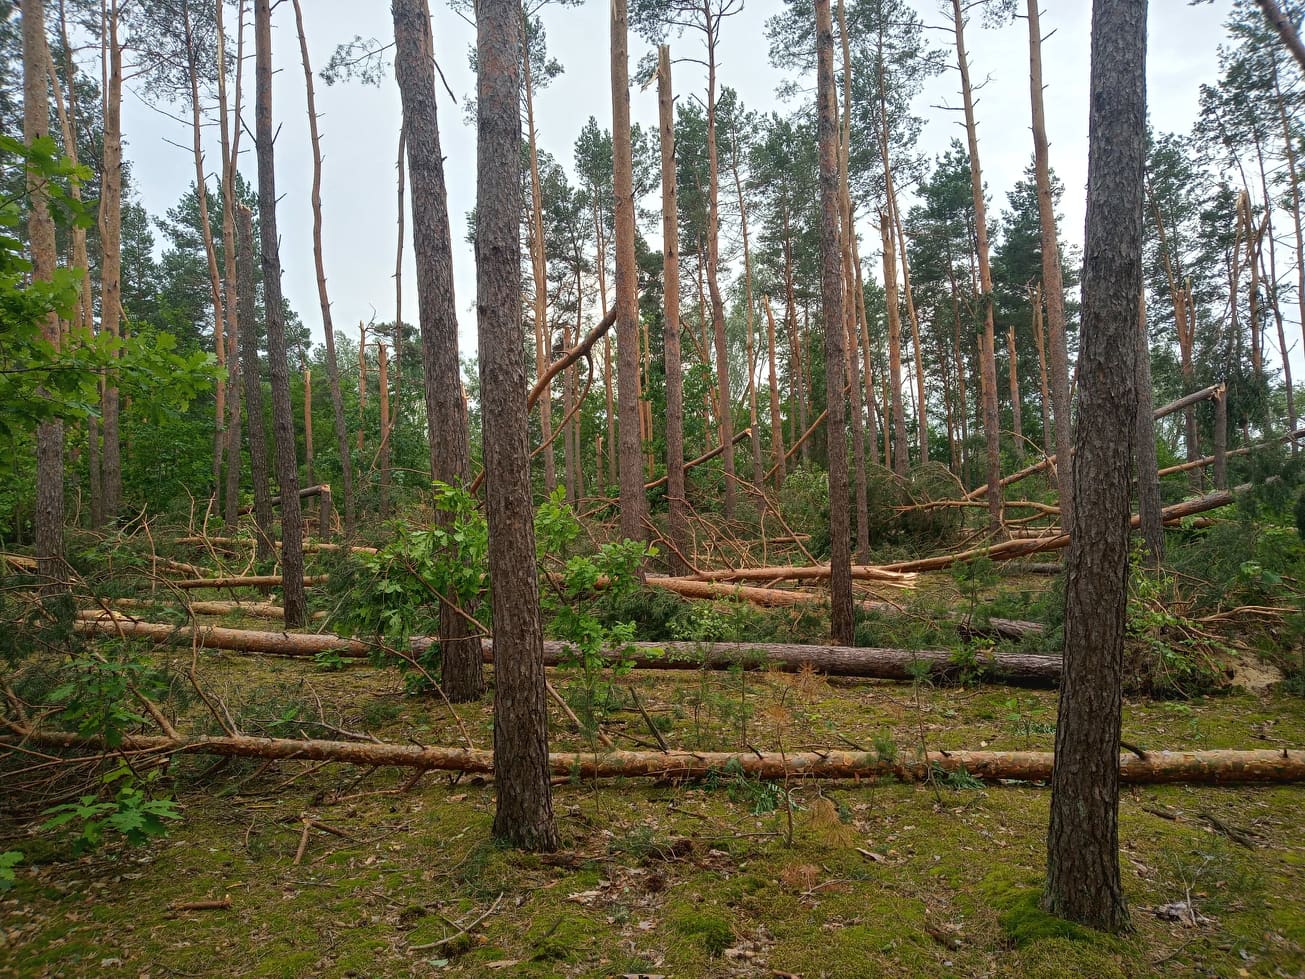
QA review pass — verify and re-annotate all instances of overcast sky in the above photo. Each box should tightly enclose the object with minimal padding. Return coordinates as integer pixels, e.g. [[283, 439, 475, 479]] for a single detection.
[[117, 0, 1234, 361]]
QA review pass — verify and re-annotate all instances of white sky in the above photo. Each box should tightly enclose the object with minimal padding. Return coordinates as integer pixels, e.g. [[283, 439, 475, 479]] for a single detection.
[[117, 0, 1234, 361]]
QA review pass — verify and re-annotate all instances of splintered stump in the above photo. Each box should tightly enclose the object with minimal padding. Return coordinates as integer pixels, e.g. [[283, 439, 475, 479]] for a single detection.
[[73, 615, 1061, 686], [6, 728, 1303, 786]]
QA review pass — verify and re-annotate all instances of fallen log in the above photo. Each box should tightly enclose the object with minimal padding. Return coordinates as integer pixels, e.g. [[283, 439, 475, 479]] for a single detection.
[[169, 574, 329, 590], [238, 483, 330, 516], [106, 599, 327, 622], [1158, 428, 1305, 478], [6, 727, 1302, 785], [685, 566, 917, 587], [174, 537, 379, 556], [72, 616, 1059, 685], [640, 575, 889, 612]]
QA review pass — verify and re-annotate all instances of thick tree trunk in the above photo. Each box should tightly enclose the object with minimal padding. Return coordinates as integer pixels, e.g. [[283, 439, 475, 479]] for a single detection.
[[393, 0, 483, 702], [1044, 0, 1146, 935], [477, 0, 558, 852], [236, 206, 275, 567], [611, 0, 647, 543], [1134, 296, 1163, 565], [291, 0, 354, 536], [816, 0, 853, 646], [24, 0, 64, 586], [99, 1, 123, 522], [659, 47, 690, 575], [1027, 0, 1074, 528], [254, 0, 307, 629], [952, 0, 1004, 532]]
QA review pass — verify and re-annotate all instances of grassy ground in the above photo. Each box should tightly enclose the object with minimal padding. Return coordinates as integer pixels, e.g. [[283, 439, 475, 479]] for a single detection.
[[3, 630, 1304, 978]]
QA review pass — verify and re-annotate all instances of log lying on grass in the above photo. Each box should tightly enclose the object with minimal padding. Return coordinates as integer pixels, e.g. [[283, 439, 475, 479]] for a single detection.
[[169, 574, 329, 590], [686, 566, 917, 587], [108, 599, 327, 622], [73, 615, 1060, 685], [6, 727, 1303, 785]]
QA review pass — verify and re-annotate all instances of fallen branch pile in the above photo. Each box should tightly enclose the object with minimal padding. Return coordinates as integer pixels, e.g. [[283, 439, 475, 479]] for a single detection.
[[73, 615, 1058, 685], [6, 726, 1301, 785]]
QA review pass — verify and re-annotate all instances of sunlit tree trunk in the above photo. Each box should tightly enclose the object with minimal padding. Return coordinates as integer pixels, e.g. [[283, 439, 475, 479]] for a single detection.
[[99, 0, 124, 522], [477, 0, 559, 853]]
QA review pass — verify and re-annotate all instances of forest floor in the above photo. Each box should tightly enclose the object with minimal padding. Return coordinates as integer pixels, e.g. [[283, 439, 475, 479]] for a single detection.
[[3, 571, 1304, 979]]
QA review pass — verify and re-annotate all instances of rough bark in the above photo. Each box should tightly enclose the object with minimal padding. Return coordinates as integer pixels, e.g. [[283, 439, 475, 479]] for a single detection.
[[254, 0, 307, 629], [236, 205, 275, 567], [611, 0, 647, 543], [952, 0, 1004, 531], [99, 0, 123, 522], [392, 0, 483, 701], [24, 0, 64, 585], [1044, 0, 1146, 935], [291, 0, 354, 536], [659, 46, 689, 575], [816, 0, 853, 646], [1027, 0, 1074, 528], [476, 0, 558, 851]]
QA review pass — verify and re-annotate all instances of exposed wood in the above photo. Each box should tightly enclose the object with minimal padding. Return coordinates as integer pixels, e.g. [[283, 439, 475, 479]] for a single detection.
[[9, 727, 1304, 786]]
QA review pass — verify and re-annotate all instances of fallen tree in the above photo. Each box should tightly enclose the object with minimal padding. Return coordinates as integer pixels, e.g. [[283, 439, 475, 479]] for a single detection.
[[6, 727, 1302, 785], [645, 430, 752, 491], [168, 574, 329, 590], [73, 615, 1059, 685], [685, 565, 917, 587], [107, 599, 327, 622], [175, 536, 379, 556]]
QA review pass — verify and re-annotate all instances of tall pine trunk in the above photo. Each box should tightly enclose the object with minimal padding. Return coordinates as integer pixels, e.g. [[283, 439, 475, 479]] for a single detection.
[[1134, 295, 1163, 564], [816, 0, 853, 647], [237, 205, 275, 567], [99, 0, 123, 522], [392, 0, 483, 702], [1044, 0, 1146, 934], [952, 0, 1003, 532], [477, 0, 559, 853], [703, 22, 734, 520], [524, 23, 556, 497], [611, 0, 646, 543], [217, 0, 244, 534], [254, 0, 306, 628], [292, 0, 355, 536]]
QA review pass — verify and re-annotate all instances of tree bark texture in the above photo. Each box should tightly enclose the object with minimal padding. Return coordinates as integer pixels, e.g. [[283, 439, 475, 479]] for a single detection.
[[292, 0, 355, 536], [24, 0, 64, 585], [1134, 296, 1163, 565], [815, 0, 853, 646], [659, 46, 689, 575], [1044, 0, 1146, 935], [254, 0, 307, 629], [476, 0, 558, 852], [393, 0, 483, 702], [236, 205, 276, 568], [611, 0, 647, 542], [99, 1, 124, 522]]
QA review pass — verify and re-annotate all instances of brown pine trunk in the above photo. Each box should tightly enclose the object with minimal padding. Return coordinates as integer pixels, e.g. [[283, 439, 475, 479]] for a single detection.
[[219, 0, 245, 533], [1135, 295, 1163, 565], [181, 0, 229, 504], [378, 343, 391, 517], [611, 0, 647, 543], [523, 24, 556, 497], [1044, 0, 1146, 934], [237, 206, 275, 567], [659, 46, 689, 574], [1027, 0, 1074, 528], [291, 0, 355, 536], [254, 0, 306, 629], [99, 0, 123, 522], [730, 120, 764, 489], [25, 0, 64, 584], [816, 0, 853, 646], [1274, 62, 1303, 449], [393, 0, 483, 701], [1007, 322, 1024, 459], [1030, 285, 1053, 454], [952, 0, 1003, 532], [763, 299, 786, 485], [783, 222, 808, 462], [303, 367, 314, 486], [881, 214, 909, 476], [476, 0, 558, 852], [851, 237, 879, 466]]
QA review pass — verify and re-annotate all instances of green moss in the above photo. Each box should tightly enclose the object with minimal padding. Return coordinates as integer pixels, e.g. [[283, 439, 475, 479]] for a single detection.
[[996, 888, 1099, 947], [528, 913, 593, 962], [669, 907, 734, 956]]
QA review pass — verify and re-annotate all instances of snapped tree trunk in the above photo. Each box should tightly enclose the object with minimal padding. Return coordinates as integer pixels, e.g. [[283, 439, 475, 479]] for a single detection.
[[815, 0, 853, 646], [1043, 0, 1146, 935], [476, 0, 558, 852], [291, 0, 354, 536], [253, 0, 307, 629], [392, 0, 483, 702]]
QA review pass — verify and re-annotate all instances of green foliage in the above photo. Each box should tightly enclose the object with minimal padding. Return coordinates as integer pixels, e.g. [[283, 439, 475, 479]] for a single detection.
[[50, 649, 170, 748], [932, 764, 983, 790], [0, 851, 21, 891], [41, 766, 180, 855]]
